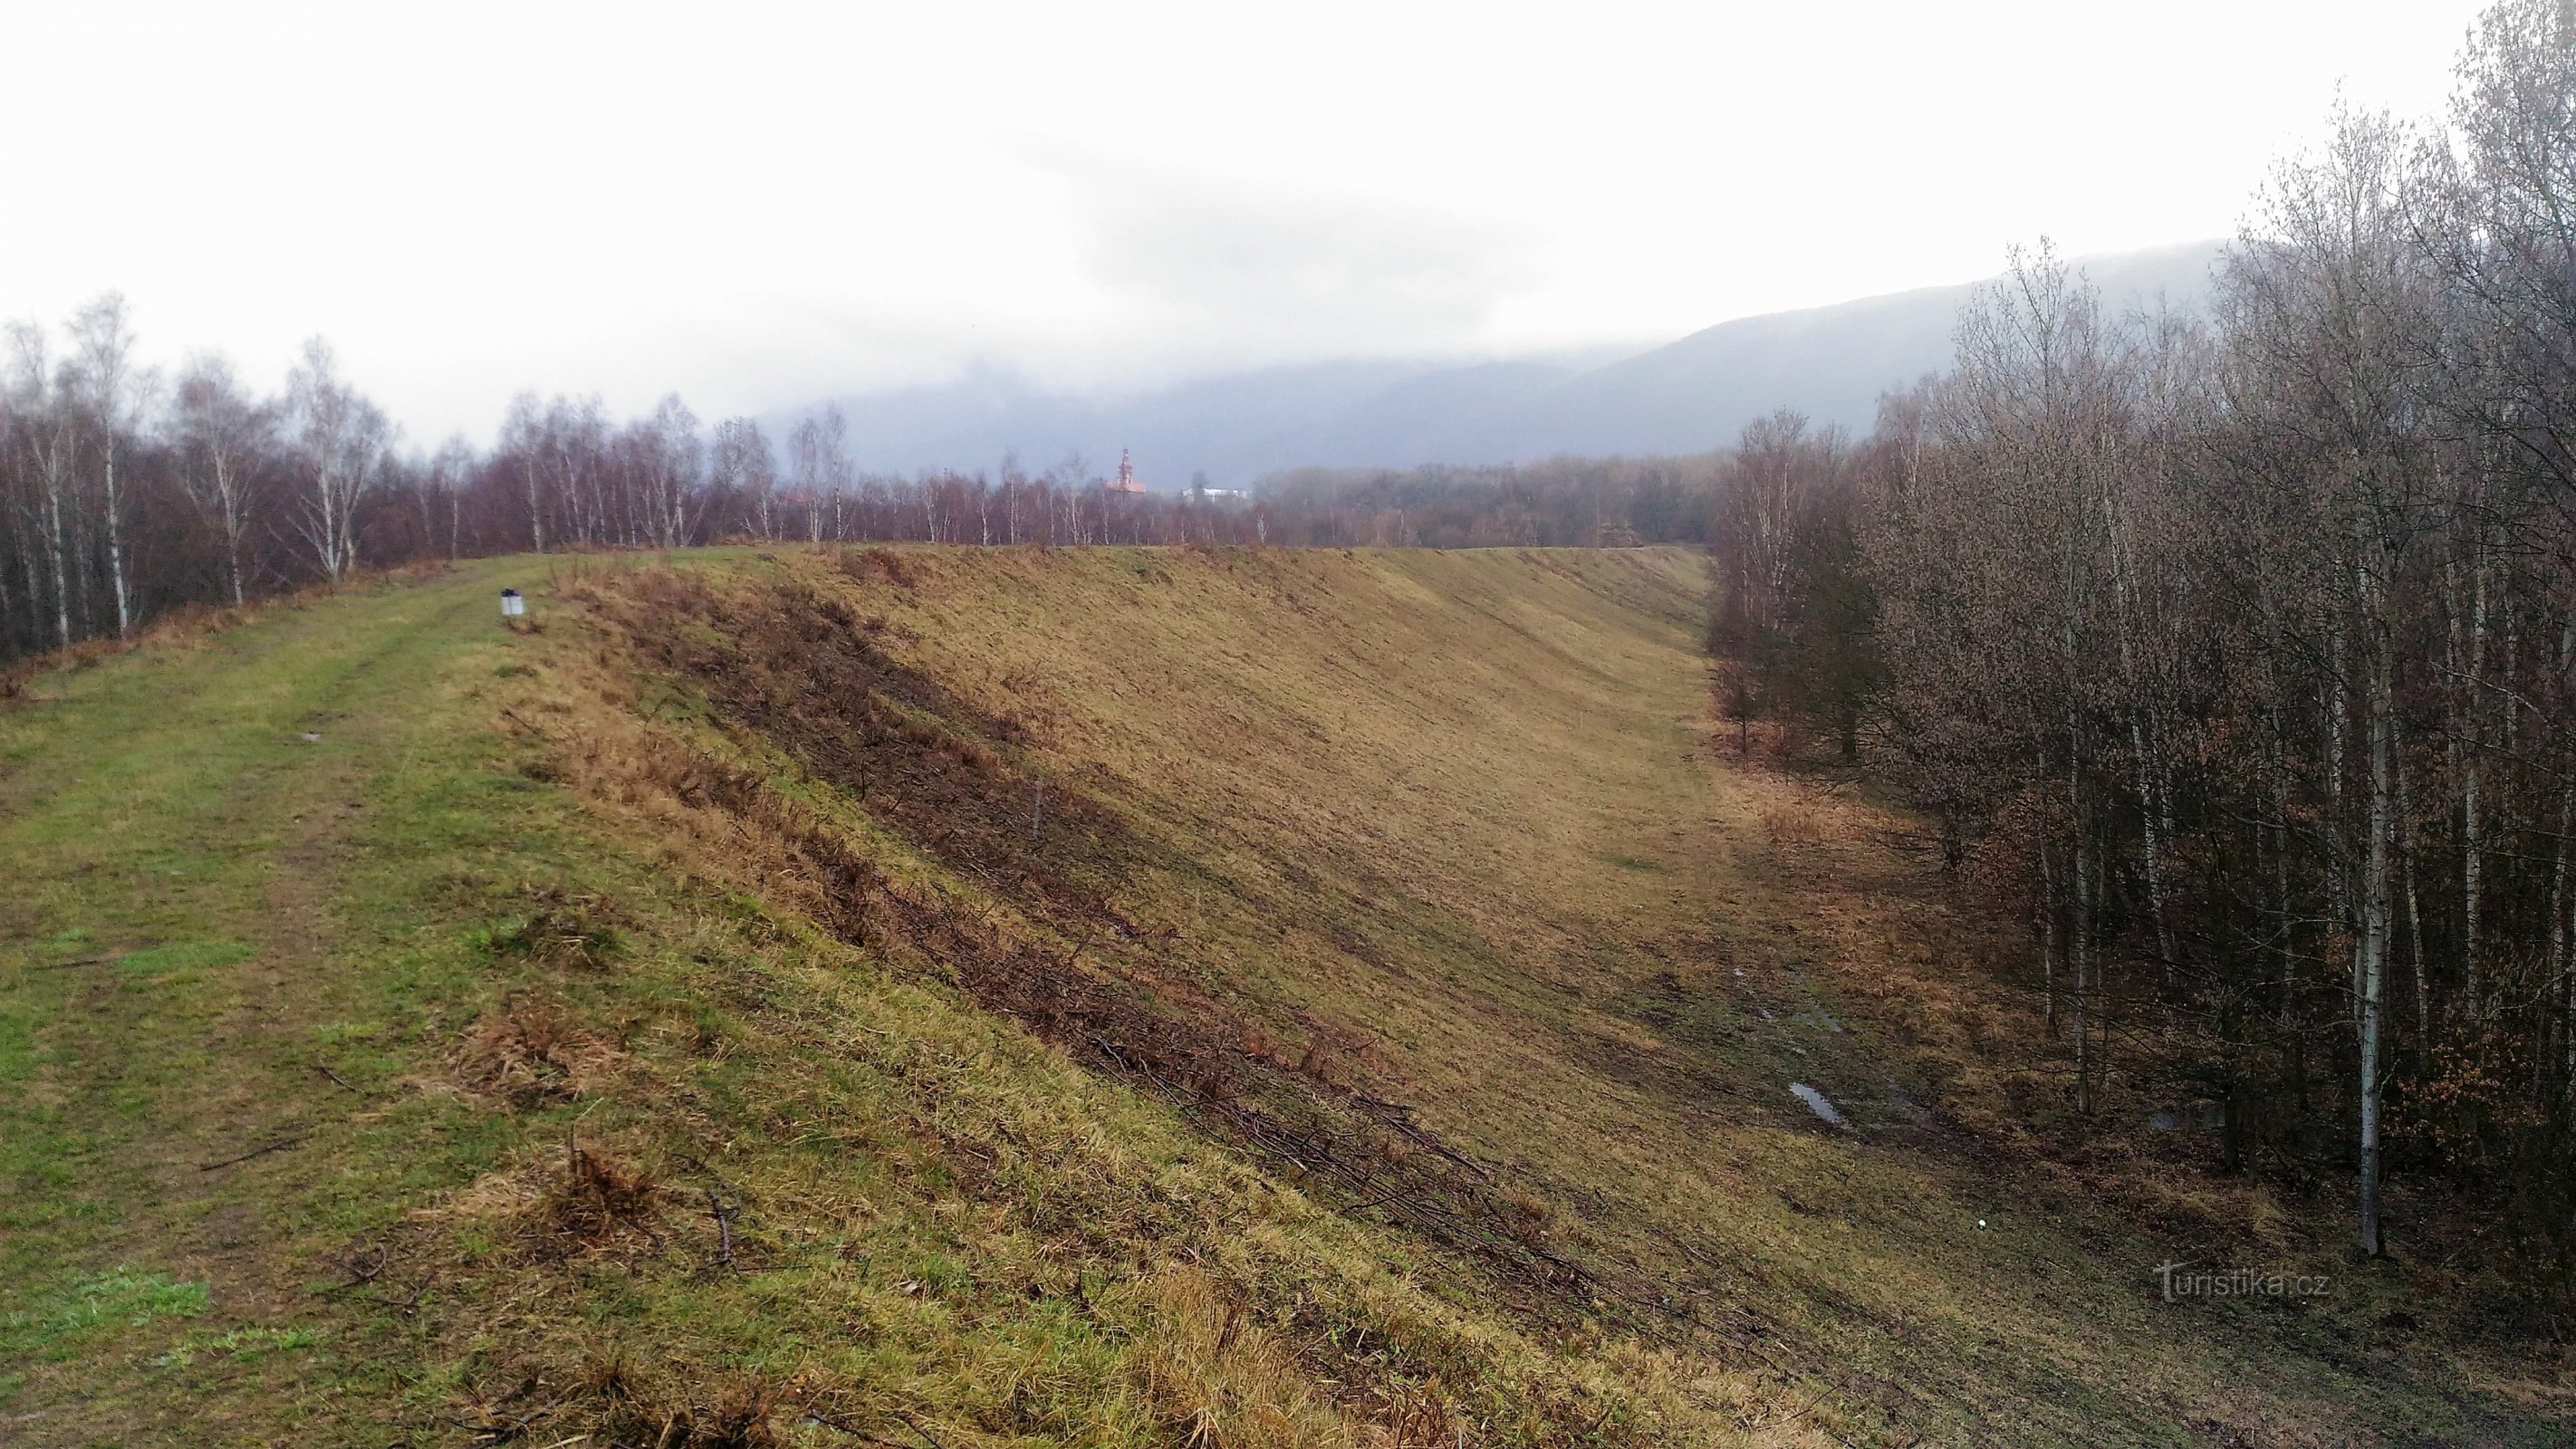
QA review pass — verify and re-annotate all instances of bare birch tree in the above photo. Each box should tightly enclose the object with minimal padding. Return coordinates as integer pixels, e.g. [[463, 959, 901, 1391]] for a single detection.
[[173, 354, 271, 606], [67, 294, 146, 636], [284, 339, 388, 581]]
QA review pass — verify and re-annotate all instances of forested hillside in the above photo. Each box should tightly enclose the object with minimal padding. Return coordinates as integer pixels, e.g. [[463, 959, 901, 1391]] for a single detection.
[[1708, 0, 2576, 1283]]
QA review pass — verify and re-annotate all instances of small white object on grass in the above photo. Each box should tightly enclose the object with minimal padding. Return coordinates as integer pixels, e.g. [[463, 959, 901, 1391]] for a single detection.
[[1788, 1082, 1845, 1127], [1977, 1219, 1988, 1230]]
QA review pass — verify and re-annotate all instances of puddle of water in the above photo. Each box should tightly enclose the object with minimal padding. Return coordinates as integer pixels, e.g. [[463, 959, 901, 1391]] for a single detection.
[[1790, 1082, 1846, 1128]]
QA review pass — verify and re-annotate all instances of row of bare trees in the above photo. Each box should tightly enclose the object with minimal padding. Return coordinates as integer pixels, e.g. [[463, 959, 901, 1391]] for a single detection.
[[1706, 411, 1877, 759], [1716, 0, 2576, 1279], [1259, 457, 1721, 548], [0, 300, 392, 657], [0, 320, 1728, 664]]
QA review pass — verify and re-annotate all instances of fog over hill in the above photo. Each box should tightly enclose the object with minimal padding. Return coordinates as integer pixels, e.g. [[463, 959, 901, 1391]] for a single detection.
[[787, 241, 2223, 486]]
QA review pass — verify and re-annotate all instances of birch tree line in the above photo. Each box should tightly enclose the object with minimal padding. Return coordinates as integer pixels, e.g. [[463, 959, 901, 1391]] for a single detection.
[[1716, 0, 2576, 1275], [2, 312, 1293, 660], [0, 327, 1735, 666], [2, 303, 388, 656]]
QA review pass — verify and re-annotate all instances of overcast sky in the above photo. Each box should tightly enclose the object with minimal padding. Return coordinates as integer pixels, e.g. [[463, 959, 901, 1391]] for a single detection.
[[1, 0, 2485, 446]]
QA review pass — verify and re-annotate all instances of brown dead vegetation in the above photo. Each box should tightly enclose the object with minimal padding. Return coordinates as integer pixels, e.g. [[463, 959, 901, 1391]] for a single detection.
[[490, 882, 627, 970], [837, 543, 920, 591], [596, 1370, 786, 1448], [533, 1133, 664, 1259], [455, 992, 625, 1108], [451, 1351, 791, 1449], [597, 568, 1134, 924]]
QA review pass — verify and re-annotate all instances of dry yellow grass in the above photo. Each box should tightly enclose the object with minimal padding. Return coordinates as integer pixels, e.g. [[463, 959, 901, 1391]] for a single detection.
[[2, 545, 2551, 1446], [466, 542, 2520, 1444]]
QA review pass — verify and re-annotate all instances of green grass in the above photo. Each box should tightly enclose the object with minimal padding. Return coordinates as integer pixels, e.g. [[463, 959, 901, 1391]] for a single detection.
[[3, 1271, 208, 1360], [0, 547, 2557, 1447]]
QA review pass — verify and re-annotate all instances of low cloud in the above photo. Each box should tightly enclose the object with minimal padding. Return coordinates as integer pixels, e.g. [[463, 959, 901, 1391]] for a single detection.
[[1055, 155, 1540, 364]]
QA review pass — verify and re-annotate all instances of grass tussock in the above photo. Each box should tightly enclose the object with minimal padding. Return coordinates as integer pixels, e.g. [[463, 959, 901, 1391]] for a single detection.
[[635, 1373, 788, 1449], [447, 1357, 787, 1449], [454, 991, 625, 1108], [488, 882, 629, 970], [533, 1134, 664, 1257]]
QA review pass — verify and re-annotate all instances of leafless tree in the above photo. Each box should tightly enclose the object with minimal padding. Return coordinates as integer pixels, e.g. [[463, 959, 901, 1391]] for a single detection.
[[634, 395, 700, 549], [710, 417, 777, 540], [67, 293, 148, 636], [6, 321, 80, 648], [173, 354, 272, 606], [284, 338, 389, 581], [789, 405, 851, 543]]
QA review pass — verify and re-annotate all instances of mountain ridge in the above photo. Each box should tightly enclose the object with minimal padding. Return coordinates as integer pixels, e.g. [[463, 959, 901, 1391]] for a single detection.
[[783, 240, 2225, 484]]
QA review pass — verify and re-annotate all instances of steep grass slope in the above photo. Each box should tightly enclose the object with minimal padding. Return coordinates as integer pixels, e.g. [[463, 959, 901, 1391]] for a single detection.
[[0, 547, 2559, 1446]]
